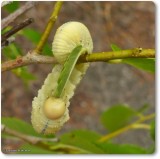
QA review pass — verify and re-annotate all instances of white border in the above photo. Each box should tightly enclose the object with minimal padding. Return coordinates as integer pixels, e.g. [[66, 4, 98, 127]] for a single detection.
[[0, 0, 159, 159]]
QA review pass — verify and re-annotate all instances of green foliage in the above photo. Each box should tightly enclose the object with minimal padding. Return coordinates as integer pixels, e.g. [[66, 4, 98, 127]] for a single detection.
[[110, 44, 155, 73], [122, 58, 155, 73], [1, 117, 54, 138], [60, 130, 104, 153], [95, 142, 147, 154], [54, 45, 83, 97], [3, 1, 19, 13], [20, 28, 52, 56], [2, 112, 153, 154], [2, 43, 36, 84], [101, 104, 136, 132], [62, 129, 101, 141], [2, 43, 22, 59], [1, 26, 12, 35], [12, 67, 36, 85], [150, 120, 155, 141], [110, 44, 121, 51]]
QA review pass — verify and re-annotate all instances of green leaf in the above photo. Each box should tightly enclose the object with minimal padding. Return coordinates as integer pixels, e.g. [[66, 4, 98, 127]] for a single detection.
[[17, 144, 55, 154], [1, 117, 55, 138], [21, 28, 41, 43], [96, 142, 147, 154], [2, 43, 35, 84], [110, 44, 121, 51], [2, 43, 36, 84], [20, 28, 52, 56], [60, 129, 104, 154], [61, 129, 101, 141], [12, 67, 36, 85], [150, 120, 155, 141], [54, 45, 83, 97], [1, 26, 12, 35], [110, 44, 155, 73], [3, 1, 19, 13], [101, 105, 136, 132], [2, 43, 22, 59], [122, 58, 155, 73]]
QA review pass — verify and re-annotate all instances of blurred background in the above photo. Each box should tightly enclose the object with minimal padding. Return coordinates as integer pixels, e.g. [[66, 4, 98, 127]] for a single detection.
[[1, 1, 155, 151]]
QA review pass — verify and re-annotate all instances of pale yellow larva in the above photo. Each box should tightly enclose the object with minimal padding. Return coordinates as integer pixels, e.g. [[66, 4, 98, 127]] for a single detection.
[[31, 22, 93, 134]]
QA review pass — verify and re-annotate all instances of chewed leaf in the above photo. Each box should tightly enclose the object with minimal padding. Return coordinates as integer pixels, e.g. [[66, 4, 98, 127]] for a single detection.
[[54, 45, 83, 97]]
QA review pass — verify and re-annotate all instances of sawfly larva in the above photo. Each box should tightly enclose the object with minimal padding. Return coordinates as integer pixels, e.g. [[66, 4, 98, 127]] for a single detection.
[[31, 22, 93, 134]]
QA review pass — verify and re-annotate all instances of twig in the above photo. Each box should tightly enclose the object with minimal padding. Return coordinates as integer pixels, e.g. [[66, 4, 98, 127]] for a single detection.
[[1, 124, 58, 144], [1, 18, 34, 45], [1, 48, 155, 72], [79, 48, 155, 63], [2, 51, 57, 72], [98, 113, 155, 142], [1, 37, 15, 48], [34, 1, 63, 54], [2, 2, 35, 29]]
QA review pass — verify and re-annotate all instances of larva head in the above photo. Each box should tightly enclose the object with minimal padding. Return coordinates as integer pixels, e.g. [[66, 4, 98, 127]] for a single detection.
[[52, 21, 93, 64], [43, 97, 66, 120]]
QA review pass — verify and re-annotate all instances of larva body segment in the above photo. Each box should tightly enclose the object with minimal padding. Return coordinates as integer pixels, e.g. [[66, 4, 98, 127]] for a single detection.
[[52, 22, 93, 63], [31, 65, 69, 134], [31, 22, 93, 134]]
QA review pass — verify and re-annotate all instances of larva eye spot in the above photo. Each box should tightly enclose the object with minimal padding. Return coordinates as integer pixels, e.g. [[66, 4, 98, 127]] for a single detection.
[[43, 97, 66, 120]]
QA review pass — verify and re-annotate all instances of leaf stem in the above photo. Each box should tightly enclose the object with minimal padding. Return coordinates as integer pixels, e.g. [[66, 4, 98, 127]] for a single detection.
[[1, 48, 155, 72], [131, 123, 150, 129], [34, 1, 63, 54], [78, 48, 155, 63], [98, 113, 155, 142]]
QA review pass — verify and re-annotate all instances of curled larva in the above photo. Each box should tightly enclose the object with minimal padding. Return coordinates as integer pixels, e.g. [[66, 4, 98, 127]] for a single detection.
[[31, 21, 93, 134]]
